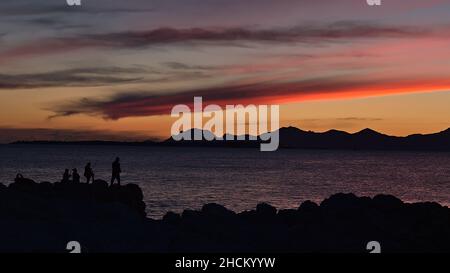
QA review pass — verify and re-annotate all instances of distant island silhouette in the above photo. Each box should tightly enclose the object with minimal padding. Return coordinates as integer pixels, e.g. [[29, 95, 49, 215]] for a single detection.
[[11, 126, 450, 151], [1, 175, 449, 252]]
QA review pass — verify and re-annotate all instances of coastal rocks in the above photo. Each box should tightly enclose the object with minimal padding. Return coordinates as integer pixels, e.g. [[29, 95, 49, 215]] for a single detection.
[[3, 176, 146, 218], [1, 176, 450, 252], [256, 203, 277, 218], [162, 211, 181, 225], [372, 194, 403, 211], [163, 193, 450, 253], [201, 203, 236, 220], [298, 200, 319, 212]]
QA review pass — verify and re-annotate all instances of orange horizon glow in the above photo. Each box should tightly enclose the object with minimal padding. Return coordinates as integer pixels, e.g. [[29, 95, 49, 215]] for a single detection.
[[1, 0, 450, 142]]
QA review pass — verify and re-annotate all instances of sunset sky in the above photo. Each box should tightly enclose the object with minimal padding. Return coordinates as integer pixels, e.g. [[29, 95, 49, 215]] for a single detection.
[[0, 0, 450, 142]]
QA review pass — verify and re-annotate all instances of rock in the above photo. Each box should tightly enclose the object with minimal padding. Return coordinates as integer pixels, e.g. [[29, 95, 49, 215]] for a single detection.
[[1, 175, 450, 253], [2, 177, 146, 219], [9, 174, 38, 192], [277, 209, 299, 226], [162, 211, 181, 225], [201, 203, 236, 219], [298, 200, 319, 212], [91, 179, 109, 201], [37, 182, 54, 195], [93, 179, 109, 189], [123, 183, 144, 201], [320, 193, 369, 211], [372, 194, 403, 211], [256, 202, 277, 218], [181, 209, 202, 220]]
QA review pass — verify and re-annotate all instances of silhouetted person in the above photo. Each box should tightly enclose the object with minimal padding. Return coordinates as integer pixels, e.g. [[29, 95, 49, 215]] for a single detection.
[[62, 169, 70, 183], [72, 168, 80, 183], [84, 162, 95, 184], [110, 157, 121, 186], [15, 173, 25, 183]]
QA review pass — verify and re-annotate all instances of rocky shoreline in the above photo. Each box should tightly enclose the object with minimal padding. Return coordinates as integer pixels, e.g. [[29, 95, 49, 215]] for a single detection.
[[1, 177, 449, 252]]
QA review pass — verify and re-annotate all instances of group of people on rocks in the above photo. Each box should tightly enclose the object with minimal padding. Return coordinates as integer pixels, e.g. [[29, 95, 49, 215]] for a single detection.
[[61, 157, 122, 186]]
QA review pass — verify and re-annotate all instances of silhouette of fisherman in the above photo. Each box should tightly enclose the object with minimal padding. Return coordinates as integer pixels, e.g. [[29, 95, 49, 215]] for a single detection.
[[14, 173, 33, 184], [84, 162, 95, 184], [110, 157, 121, 186], [62, 169, 70, 183], [72, 168, 80, 183], [15, 173, 25, 183]]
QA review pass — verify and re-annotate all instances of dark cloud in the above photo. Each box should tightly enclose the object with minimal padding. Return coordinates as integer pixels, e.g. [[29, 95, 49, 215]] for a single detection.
[[47, 76, 450, 120], [1, 22, 434, 61], [0, 67, 146, 89], [25, 17, 62, 26], [162, 62, 215, 71], [0, 0, 153, 16], [20, 17, 90, 30], [0, 64, 218, 90], [76, 22, 429, 47]]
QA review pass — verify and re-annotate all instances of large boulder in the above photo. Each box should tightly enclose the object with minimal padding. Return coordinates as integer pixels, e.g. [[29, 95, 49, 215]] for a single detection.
[[372, 194, 403, 211], [201, 203, 236, 219], [256, 202, 277, 218]]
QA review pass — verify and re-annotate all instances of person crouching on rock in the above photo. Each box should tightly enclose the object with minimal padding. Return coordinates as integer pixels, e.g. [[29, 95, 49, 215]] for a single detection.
[[84, 162, 95, 184], [62, 169, 70, 183], [110, 157, 121, 186], [72, 168, 80, 183]]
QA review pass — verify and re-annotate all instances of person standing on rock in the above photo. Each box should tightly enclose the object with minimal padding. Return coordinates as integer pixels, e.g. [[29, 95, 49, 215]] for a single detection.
[[72, 168, 80, 183], [84, 162, 95, 184], [110, 157, 121, 186], [62, 169, 70, 183]]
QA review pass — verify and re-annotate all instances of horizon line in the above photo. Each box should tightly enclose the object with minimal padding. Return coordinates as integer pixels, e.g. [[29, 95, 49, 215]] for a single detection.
[[6, 125, 450, 144]]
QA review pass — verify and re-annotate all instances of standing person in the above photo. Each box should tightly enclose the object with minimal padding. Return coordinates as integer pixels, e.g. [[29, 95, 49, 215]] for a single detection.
[[62, 169, 70, 183], [72, 168, 80, 183], [84, 162, 95, 184], [110, 157, 121, 186]]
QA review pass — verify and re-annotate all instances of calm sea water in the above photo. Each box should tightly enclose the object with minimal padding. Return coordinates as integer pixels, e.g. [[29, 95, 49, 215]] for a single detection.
[[0, 144, 449, 218]]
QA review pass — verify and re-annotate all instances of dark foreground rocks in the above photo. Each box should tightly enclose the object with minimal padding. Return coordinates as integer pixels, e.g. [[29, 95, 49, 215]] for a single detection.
[[0, 178, 449, 253]]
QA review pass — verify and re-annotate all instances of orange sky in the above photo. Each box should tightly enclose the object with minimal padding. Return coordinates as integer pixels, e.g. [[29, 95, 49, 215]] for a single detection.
[[0, 0, 449, 142]]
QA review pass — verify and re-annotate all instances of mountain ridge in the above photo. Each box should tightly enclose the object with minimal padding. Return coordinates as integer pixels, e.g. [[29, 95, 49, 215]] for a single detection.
[[11, 126, 450, 151]]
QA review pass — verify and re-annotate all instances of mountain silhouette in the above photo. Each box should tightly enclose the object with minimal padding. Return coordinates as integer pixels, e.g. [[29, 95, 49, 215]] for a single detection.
[[12, 126, 450, 151], [165, 126, 450, 150]]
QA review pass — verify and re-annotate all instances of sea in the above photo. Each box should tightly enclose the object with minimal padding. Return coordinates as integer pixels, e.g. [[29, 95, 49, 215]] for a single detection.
[[0, 144, 449, 218]]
